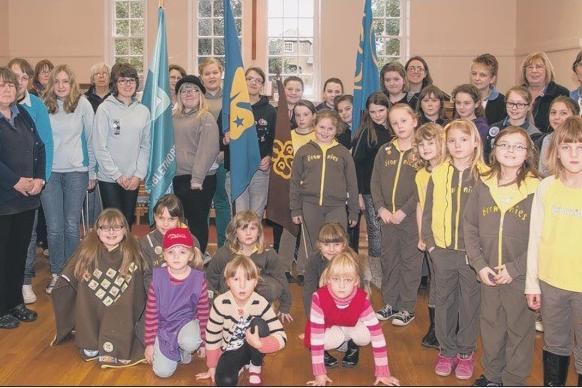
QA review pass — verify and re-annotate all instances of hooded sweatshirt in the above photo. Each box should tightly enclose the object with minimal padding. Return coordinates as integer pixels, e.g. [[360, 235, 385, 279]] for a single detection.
[[290, 140, 359, 221], [93, 95, 151, 182], [463, 173, 539, 282]]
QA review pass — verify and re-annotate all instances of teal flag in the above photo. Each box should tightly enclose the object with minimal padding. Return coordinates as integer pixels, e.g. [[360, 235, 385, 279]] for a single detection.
[[143, 7, 176, 223], [222, 0, 261, 200], [352, 0, 380, 135]]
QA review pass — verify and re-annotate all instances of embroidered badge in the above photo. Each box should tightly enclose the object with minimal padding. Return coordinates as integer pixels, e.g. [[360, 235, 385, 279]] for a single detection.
[[102, 342, 114, 353], [489, 126, 500, 137], [154, 246, 163, 255], [258, 118, 267, 126]]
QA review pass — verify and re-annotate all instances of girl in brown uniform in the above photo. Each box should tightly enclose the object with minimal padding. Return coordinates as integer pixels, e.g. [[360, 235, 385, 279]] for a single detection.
[[464, 127, 540, 386], [371, 104, 423, 326]]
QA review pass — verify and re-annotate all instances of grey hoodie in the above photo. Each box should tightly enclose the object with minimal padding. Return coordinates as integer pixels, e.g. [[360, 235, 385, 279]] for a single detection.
[[93, 95, 151, 182]]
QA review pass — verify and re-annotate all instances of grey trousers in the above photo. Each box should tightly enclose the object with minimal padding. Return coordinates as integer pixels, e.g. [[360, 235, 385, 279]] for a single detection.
[[379, 218, 423, 313], [431, 248, 480, 357], [541, 280, 582, 374], [152, 320, 202, 378], [279, 227, 310, 274], [480, 282, 535, 386], [234, 168, 270, 220], [301, 202, 347, 256]]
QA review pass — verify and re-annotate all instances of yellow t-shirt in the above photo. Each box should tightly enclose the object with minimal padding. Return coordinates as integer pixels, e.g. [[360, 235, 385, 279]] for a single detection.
[[415, 167, 431, 209], [291, 130, 316, 154]]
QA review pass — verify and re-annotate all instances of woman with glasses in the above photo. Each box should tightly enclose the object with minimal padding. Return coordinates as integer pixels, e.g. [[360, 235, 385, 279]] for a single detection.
[[172, 75, 219, 254], [41, 64, 96, 294], [85, 63, 111, 113], [405, 56, 434, 105], [31, 59, 54, 97], [484, 85, 542, 161], [520, 52, 569, 132], [93, 63, 151, 227]]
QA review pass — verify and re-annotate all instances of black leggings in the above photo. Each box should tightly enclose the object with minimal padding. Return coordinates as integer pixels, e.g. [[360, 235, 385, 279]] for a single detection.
[[173, 174, 217, 253], [98, 181, 139, 227], [215, 317, 269, 387]]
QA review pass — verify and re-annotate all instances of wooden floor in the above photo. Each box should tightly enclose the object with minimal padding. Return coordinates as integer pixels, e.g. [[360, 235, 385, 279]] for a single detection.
[[0, 223, 579, 386]]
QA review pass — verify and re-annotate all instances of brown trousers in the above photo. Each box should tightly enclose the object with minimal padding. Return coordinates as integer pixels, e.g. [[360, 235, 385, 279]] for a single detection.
[[301, 202, 347, 255], [431, 248, 480, 357], [480, 281, 535, 386]]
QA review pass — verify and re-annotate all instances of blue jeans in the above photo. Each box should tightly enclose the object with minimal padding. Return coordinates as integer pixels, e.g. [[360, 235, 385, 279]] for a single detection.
[[41, 171, 89, 275], [234, 168, 270, 220], [23, 209, 39, 285], [212, 163, 231, 247]]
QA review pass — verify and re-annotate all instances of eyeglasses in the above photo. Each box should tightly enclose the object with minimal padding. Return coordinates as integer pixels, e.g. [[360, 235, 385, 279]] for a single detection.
[[0, 82, 16, 90], [16, 75, 30, 82], [526, 64, 545, 71], [407, 66, 425, 73], [180, 88, 200, 95], [117, 78, 136, 85], [95, 72, 109, 77], [495, 143, 528, 152], [246, 77, 264, 85], [98, 224, 125, 232], [506, 102, 528, 110], [39, 69, 51, 75]]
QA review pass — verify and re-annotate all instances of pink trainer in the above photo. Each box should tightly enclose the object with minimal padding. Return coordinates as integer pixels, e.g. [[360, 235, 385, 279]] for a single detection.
[[434, 353, 458, 377], [455, 353, 474, 380]]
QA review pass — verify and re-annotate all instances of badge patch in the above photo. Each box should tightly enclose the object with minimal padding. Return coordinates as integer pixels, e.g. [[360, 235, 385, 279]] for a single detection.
[[489, 126, 500, 137]]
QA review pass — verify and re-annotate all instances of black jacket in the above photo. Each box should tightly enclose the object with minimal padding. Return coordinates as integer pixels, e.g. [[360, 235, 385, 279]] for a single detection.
[[85, 86, 111, 113], [352, 122, 393, 195], [0, 105, 45, 215], [485, 92, 506, 125], [530, 81, 570, 133]]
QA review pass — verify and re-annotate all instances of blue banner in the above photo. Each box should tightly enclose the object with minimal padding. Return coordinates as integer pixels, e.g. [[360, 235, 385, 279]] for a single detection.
[[143, 7, 176, 223], [352, 0, 380, 135], [222, 0, 261, 201]]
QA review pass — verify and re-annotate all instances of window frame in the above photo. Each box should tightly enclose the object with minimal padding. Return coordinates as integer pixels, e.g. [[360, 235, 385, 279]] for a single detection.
[[372, 0, 410, 68], [109, 0, 148, 74]]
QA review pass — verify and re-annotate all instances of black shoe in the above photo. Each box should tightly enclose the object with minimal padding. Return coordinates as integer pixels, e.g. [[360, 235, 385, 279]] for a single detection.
[[543, 350, 570, 386], [421, 306, 440, 349], [285, 272, 297, 283], [296, 274, 304, 286], [324, 351, 338, 368], [472, 374, 502, 386], [0, 313, 20, 329], [578, 374, 581, 387], [342, 340, 359, 368], [9, 304, 38, 322]]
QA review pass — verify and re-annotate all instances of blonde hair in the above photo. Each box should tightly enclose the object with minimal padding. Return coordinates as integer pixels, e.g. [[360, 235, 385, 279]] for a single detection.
[[43, 64, 82, 114], [389, 103, 418, 134], [89, 62, 110, 84], [224, 254, 259, 281], [226, 211, 265, 254], [317, 223, 349, 245], [409, 122, 446, 169], [319, 251, 361, 287], [164, 243, 204, 270], [198, 57, 224, 77], [444, 119, 485, 180], [173, 84, 210, 118], [547, 116, 582, 177], [520, 52, 556, 86], [73, 208, 147, 280]]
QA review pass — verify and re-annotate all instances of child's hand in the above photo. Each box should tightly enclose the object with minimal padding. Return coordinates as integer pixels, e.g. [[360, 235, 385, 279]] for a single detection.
[[478, 267, 497, 287], [390, 210, 406, 224], [374, 376, 400, 386], [417, 239, 426, 251], [197, 346, 206, 358], [245, 325, 263, 349], [377, 208, 392, 224], [348, 219, 358, 227], [494, 264, 513, 285], [526, 294, 541, 311], [307, 374, 332, 386], [278, 312, 294, 324], [292, 215, 303, 224], [358, 194, 365, 210], [195, 368, 215, 383], [144, 344, 154, 364]]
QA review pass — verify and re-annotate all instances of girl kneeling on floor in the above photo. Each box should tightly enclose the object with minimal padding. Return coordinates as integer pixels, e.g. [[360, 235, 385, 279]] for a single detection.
[[305, 253, 399, 387]]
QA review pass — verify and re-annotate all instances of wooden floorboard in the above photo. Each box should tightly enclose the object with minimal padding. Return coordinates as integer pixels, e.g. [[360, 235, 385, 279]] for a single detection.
[[0, 223, 578, 386]]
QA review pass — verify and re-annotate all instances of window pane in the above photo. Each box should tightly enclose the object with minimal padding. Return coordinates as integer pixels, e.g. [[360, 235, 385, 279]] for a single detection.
[[386, 0, 400, 17], [199, 18, 211, 36], [268, 1, 283, 17], [214, 39, 225, 55], [298, 0, 314, 17], [268, 18, 284, 37], [235, 18, 242, 34], [268, 39, 284, 55], [386, 18, 399, 36], [298, 40, 313, 55], [199, 38, 212, 55], [283, 19, 298, 36], [268, 57, 283, 75], [213, 0, 224, 16], [232, 0, 242, 16], [116, 20, 129, 37], [129, 56, 143, 70], [130, 38, 143, 55], [297, 18, 313, 37], [284, 0, 299, 18], [199, 0, 212, 17], [116, 1, 129, 19], [373, 19, 384, 37], [115, 38, 130, 56], [129, 0, 144, 18], [213, 17, 224, 36], [372, 0, 386, 17], [386, 38, 400, 56], [130, 20, 144, 36]]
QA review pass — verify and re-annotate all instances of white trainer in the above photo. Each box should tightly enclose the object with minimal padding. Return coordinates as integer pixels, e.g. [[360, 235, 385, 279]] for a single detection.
[[22, 285, 37, 304]]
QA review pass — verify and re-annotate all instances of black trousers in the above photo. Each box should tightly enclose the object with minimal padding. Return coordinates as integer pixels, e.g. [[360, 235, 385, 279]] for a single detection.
[[173, 174, 217, 253], [215, 317, 269, 386], [98, 181, 139, 227], [0, 209, 35, 315]]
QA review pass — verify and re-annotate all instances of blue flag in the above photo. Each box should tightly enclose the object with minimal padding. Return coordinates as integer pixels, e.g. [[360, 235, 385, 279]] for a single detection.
[[222, 0, 261, 201], [143, 7, 176, 223], [352, 0, 380, 135]]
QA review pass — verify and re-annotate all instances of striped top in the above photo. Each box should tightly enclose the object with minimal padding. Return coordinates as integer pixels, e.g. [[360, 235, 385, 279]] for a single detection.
[[144, 274, 209, 346], [309, 286, 390, 377], [205, 291, 287, 368]]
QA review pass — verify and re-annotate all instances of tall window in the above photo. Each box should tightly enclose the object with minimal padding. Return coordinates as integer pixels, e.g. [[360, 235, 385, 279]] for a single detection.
[[197, 0, 243, 65], [267, 0, 315, 97], [372, 0, 407, 67], [113, 0, 146, 72]]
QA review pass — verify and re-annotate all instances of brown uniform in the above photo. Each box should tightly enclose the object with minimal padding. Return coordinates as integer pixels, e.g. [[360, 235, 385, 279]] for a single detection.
[[371, 140, 422, 313], [51, 247, 147, 367], [464, 175, 539, 386]]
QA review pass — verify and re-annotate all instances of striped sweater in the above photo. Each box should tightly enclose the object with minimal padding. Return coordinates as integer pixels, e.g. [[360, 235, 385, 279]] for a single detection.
[[205, 291, 287, 368], [309, 286, 390, 377], [144, 273, 209, 346]]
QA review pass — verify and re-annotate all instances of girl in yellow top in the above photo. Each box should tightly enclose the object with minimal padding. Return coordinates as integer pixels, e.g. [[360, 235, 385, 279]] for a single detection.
[[422, 119, 487, 380], [525, 116, 582, 386], [410, 123, 445, 349]]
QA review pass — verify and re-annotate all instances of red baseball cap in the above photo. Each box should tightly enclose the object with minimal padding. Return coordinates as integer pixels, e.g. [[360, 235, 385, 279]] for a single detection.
[[163, 228, 194, 250]]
